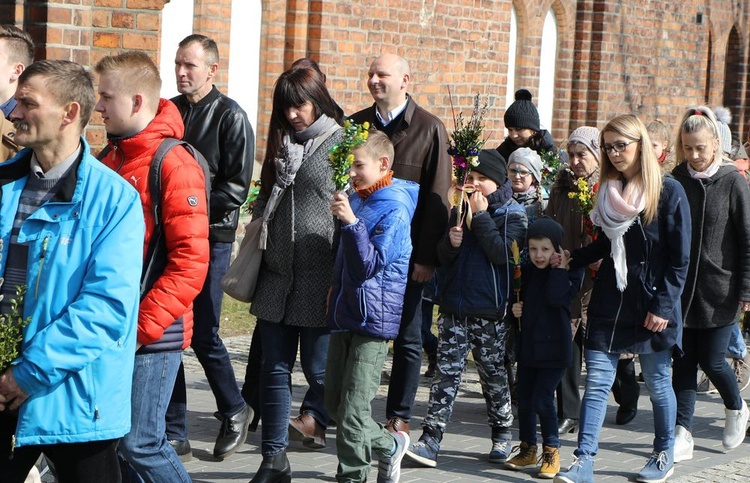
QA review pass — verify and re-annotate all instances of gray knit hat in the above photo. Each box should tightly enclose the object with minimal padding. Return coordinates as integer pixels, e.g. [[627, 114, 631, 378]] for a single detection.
[[567, 126, 601, 161], [504, 89, 541, 132], [713, 107, 733, 156], [508, 147, 543, 184]]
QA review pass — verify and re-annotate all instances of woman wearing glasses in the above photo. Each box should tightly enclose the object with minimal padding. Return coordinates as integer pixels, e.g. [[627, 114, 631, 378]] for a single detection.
[[554, 115, 691, 483], [670, 106, 750, 463], [508, 147, 547, 224]]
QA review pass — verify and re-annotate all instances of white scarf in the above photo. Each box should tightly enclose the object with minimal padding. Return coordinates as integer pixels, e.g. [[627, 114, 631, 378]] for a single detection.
[[686, 160, 721, 179], [590, 178, 645, 291]]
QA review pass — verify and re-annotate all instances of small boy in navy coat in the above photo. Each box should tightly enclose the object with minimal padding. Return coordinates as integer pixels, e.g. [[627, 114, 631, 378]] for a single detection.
[[505, 217, 583, 479], [325, 130, 419, 483]]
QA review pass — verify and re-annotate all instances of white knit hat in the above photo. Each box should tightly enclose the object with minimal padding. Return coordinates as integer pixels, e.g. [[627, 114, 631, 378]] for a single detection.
[[713, 106, 733, 156]]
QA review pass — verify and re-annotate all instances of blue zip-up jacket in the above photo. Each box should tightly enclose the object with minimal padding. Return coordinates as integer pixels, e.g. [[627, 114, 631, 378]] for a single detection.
[[436, 182, 528, 319], [327, 178, 419, 340], [3, 139, 144, 447], [570, 176, 690, 354]]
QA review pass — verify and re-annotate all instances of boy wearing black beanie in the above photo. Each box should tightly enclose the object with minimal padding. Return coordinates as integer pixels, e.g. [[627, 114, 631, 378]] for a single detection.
[[505, 217, 584, 478], [404, 149, 528, 468]]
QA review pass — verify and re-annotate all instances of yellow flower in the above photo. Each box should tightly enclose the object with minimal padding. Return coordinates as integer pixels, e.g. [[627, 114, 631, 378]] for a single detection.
[[346, 153, 354, 163], [363, 121, 370, 130]]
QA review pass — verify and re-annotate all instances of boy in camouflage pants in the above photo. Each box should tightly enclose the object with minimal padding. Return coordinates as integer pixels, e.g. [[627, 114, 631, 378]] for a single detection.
[[403, 149, 527, 468]]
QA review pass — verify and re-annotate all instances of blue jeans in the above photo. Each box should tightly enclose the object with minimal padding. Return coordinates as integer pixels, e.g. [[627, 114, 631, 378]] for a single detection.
[[576, 349, 674, 457], [386, 280, 424, 420], [166, 241, 246, 440], [726, 320, 747, 359], [258, 320, 330, 456], [120, 351, 190, 483], [516, 365, 565, 447], [673, 325, 743, 430]]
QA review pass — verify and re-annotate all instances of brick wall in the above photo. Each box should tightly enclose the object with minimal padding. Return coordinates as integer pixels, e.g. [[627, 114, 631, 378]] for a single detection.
[[5, 0, 750, 156]]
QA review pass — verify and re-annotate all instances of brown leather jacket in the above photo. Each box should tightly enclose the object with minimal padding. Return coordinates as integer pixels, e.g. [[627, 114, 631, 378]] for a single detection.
[[1, 117, 18, 163], [350, 96, 451, 266]]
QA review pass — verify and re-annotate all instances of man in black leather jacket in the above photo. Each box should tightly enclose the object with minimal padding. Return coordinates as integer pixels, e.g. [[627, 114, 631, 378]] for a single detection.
[[166, 33, 255, 462]]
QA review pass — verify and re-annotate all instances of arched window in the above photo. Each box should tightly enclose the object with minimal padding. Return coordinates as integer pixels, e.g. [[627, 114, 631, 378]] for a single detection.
[[538, 9, 558, 132], [723, 26, 743, 134], [159, 0, 195, 99], [229, 0, 262, 130], [505, 6, 518, 110]]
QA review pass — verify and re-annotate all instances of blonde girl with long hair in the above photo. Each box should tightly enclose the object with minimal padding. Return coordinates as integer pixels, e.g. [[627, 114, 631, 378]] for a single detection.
[[670, 106, 750, 464], [555, 115, 691, 483]]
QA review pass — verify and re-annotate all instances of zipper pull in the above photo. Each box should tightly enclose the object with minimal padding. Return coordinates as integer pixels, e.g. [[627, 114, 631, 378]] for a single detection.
[[35, 235, 50, 298], [94, 406, 100, 419], [10, 434, 15, 460]]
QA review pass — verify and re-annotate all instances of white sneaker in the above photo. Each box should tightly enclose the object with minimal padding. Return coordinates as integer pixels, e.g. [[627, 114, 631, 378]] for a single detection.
[[722, 399, 749, 450], [673, 425, 693, 462]]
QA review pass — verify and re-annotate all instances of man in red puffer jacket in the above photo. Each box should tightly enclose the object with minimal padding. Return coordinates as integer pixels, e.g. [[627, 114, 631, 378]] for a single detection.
[[95, 51, 209, 482]]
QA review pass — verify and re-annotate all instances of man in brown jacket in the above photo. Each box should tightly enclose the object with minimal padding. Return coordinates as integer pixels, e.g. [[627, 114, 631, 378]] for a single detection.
[[349, 53, 451, 435]]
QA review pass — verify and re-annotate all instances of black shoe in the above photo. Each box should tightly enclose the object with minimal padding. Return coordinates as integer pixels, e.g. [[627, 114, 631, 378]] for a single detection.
[[248, 407, 261, 432], [249, 451, 291, 483], [615, 405, 637, 425], [214, 404, 253, 460], [168, 439, 192, 462], [423, 360, 437, 378], [557, 418, 578, 434]]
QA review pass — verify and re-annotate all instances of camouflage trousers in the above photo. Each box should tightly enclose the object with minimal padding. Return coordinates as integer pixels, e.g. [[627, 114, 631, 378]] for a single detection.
[[422, 314, 513, 434]]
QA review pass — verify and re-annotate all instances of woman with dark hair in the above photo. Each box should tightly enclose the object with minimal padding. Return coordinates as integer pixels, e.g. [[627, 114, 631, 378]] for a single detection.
[[247, 65, 344, 483], [554, 115, 690, 483]]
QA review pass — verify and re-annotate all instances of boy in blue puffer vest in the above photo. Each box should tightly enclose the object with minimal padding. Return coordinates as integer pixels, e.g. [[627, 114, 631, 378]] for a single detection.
[[404, 149, 528, 468], [325, 130, 419, 483]]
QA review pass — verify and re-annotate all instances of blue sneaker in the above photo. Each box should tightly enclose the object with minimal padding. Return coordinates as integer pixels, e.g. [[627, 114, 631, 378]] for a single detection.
[[488, 438, 512, 463], [553, 455, 594, 483], [377, 431, 410, 483], [404, 433, 440, 468], [636, 451, 674, 483]]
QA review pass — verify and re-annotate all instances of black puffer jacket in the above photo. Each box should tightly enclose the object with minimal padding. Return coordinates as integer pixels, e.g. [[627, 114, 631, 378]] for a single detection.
[[172, 86, 255, 242]]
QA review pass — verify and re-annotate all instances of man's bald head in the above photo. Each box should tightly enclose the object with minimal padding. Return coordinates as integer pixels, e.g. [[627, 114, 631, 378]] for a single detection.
[[367, 53, 410, 112]]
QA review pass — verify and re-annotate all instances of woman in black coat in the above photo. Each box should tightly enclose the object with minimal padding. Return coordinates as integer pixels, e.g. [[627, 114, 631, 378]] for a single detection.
[[555, 115, 691, 483], [670, 106, 750, 463]]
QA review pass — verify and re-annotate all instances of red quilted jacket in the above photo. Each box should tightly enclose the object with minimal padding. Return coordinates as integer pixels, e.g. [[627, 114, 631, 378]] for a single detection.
[[100, 99, 210, 349]]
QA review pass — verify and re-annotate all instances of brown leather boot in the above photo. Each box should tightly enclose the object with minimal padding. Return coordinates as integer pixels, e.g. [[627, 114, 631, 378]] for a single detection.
[[288, 413, 326, 449], [384, 416, 410, 434]]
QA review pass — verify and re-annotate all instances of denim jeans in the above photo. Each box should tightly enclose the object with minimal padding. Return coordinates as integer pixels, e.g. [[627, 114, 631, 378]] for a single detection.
[[726, 320, 747, 359], [516, 365, 565, 447], [673, 325, 743, 430], [120, 351, 190, 483], [258, 320, 330, 456], [386, 280, 424, 420], [576, 349, 674, 457], [166, 241, 245, 441]]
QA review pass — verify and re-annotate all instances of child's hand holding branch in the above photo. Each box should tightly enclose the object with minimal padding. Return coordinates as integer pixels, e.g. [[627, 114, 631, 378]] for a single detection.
[[448, 226, 463, 248], [330, 192, 356, 225], [512, 301, 523, 319]]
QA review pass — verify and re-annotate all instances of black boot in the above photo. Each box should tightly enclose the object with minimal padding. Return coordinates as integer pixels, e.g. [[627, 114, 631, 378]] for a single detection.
[[249, 452, 291, 483]]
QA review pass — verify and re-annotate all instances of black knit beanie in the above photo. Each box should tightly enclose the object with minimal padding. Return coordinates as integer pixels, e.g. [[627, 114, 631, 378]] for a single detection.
[[504, 89, 541, 132], [527, 216, 564, 251], [473, 149, 507, 186]]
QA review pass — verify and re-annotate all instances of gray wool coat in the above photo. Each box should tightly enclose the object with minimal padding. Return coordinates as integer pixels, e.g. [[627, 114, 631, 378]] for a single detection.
[[672, 163, 750, 329], [250, 129, 344, 327]]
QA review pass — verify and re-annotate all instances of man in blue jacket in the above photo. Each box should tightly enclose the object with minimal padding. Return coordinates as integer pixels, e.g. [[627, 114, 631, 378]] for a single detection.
[[0, 60, 144, 483]]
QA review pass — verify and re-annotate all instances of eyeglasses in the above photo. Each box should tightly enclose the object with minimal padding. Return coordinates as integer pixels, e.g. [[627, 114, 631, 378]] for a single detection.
[[603, 140, 639, 154], [509, 168, 532, 177]]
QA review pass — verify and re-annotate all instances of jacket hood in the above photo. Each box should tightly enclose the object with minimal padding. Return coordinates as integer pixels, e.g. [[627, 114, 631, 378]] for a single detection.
[[369, 178, 419, 213], [672, 161, 739, 184], [108, 98, 185, 158]]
